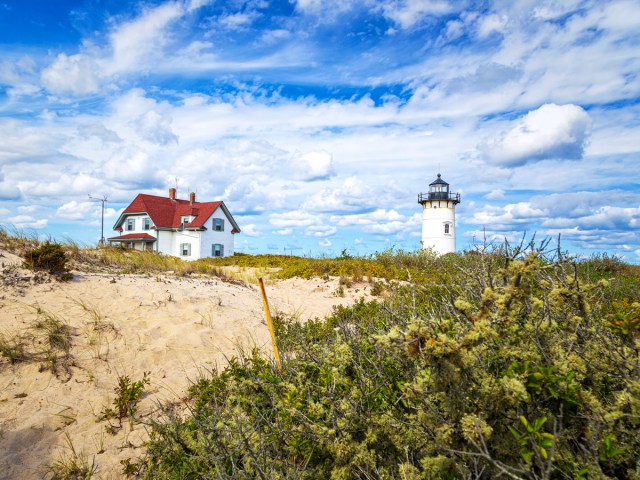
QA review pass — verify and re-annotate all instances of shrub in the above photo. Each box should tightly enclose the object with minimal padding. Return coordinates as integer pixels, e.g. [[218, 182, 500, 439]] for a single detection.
[[141, 247, 640, 479], [100, 372, 150, 427], [23, 241, 71, 278]]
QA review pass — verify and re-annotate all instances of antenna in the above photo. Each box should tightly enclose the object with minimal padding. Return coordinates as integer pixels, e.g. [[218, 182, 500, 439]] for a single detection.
[[88, 194, 108, 247]]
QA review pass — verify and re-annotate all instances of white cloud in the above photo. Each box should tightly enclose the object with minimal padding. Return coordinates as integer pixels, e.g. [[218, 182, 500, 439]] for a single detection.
[[273, 228, 292, 235], [105, 2, 184, 75], [135, 110, 179, 145], [56, 201, 96, 221], [485, 189, 504, 200], [17, 205, 39, 214], [242, 223, 261, 237], [41, 2, 186, 96], [7, 215, 48, 229], [295, 151, 336, 181], [362, 221, 407, 235], [318, 238, 332, 247], [482, 104, 592, 167], [301, 176, 385, 213], [269, 211, 321, 228], [476, 13, 508, 38], [41, 53, 101, 96], [305, 225, 337, 237], [0, 181, 21, 200], [381, 0, 456, 29]]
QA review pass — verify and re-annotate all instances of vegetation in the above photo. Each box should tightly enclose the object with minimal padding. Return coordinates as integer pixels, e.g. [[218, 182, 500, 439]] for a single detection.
[[2, 227, 640, 478], [140, 243, 640, 479], [47, 432, 96, 480], [0, 306, 75, 381], [23, 241, 72, 280], [99, 372, 150, 432]]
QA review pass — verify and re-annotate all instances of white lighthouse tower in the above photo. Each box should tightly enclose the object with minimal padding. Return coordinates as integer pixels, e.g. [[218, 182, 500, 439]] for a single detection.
[[418, 173, 461, 254]]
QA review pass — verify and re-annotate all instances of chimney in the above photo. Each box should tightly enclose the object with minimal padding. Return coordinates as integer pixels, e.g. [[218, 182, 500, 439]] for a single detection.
[[169, 188, 176, 200], [189, 192, 196, 205]]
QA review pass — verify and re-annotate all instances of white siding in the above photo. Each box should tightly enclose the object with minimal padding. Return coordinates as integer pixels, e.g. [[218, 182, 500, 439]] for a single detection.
[[156, 230, 172, 254], [421, 201, 457, 254], [199, 208, 235, 258], [173, 231, 201, 260], [118, 207, 236, 260], [121, 214, 157, 251]]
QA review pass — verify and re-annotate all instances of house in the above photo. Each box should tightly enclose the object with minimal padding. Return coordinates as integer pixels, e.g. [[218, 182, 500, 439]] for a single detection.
[[108, 188, 240, 259]]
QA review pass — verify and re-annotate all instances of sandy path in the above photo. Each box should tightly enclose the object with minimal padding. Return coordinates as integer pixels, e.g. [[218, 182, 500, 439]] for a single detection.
[[0, 250, 371, 479]]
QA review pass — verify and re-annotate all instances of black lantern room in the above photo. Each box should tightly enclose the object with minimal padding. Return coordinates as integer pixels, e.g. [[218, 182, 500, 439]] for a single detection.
[[418, 173, 460, 204]]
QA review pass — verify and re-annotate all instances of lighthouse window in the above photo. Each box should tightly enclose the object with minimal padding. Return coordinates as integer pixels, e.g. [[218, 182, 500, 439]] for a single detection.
[[444, 224, 450, 234]]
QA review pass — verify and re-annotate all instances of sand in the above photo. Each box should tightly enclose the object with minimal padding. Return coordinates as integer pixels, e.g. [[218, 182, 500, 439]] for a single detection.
[[0, 250, 370, 479]]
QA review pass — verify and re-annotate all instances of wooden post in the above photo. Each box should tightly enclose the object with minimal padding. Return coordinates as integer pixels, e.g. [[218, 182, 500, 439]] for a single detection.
[[258, 278, 281, 370]]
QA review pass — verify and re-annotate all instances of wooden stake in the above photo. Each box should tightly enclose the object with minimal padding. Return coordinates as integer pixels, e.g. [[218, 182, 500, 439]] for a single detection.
[[258, 278, 281, 370]]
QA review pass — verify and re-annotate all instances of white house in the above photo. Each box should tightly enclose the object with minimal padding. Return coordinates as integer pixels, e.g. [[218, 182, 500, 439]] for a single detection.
[[108, 188, 240, 259]]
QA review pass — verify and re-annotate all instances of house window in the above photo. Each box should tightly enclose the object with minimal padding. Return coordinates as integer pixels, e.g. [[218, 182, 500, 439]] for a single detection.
[[143, 217, 151, 230], [126, 218, 135, 231], [212, 244, 224, 257], [213, 218, 224, 231], [444, 224, 450, 234], [181, 216, 190, 229], [180, 243, 191, 256]]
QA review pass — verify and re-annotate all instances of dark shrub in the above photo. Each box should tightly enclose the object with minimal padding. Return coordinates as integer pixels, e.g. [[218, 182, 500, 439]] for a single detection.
[[23, 242, 71, 279]]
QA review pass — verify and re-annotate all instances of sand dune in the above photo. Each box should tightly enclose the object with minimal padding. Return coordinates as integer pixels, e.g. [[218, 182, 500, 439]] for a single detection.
[[0, 250, 369, 479]]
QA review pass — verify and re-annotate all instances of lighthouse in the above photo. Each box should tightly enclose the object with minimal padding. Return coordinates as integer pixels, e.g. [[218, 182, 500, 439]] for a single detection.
[[418, 173, 461, 254]]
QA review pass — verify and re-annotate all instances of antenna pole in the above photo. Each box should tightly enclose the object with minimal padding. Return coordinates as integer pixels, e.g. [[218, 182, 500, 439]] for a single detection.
[[88, 194, 108, 246]]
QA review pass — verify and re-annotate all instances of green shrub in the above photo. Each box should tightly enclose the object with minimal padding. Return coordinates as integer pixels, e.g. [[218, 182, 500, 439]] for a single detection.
[[141, 247, 640, 479], [23, 241, 71, 278], [100, 372, 150, 427]]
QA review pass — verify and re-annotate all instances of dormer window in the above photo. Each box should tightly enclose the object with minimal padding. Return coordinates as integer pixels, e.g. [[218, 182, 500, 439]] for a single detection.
[[214, 218, 224, 231], [143, 218, 151, 230], [181, 216, 190, 229], [126, 218, 135, 231]]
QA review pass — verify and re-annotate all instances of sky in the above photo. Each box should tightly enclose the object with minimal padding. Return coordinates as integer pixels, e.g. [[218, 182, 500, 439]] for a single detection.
[[0, 0, 639, 260]]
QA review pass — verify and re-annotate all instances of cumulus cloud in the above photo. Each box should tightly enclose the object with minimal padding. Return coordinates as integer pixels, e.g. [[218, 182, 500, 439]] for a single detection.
[[468, 190, 640, 254], [301, 177, 385, 214], [41, 53, 101, 96], [305, 225, 337, 237], [0, 179, 21, 200], [269, 210, 322, 228], [482, 104, 592, 167], [294, 151, 336, 181], [135, 110, 179, 145], [56, 201, 96, 221], [8, 215, 48, 229], [241, 223, 261, 237]]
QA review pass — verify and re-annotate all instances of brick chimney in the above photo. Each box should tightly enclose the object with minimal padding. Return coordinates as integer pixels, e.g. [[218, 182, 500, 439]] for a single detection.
[[169, 187, 176, 200], [189, 192, 196, 205]]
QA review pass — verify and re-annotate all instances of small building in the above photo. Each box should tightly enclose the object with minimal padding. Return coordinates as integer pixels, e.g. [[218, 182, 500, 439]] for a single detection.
[[418, 174, 460, 254], [108, 188, 240, 259]]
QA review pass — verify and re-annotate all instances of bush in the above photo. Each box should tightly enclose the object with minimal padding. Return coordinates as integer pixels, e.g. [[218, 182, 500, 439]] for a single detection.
[[141, 248, 640, 479], [23, 241, 71, 278]]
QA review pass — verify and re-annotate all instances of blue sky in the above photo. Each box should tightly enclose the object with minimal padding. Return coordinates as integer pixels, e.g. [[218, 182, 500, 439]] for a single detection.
[[1, 0, 639, 260]]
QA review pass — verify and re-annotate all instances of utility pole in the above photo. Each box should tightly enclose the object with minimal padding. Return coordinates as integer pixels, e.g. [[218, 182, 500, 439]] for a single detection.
[[88, 194, 108, 247]]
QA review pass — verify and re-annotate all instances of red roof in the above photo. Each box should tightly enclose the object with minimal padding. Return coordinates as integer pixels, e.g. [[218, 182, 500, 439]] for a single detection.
[[108, 233, 156, 241], [113, 193, 240, 233], [121, 194, 221, 229]]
